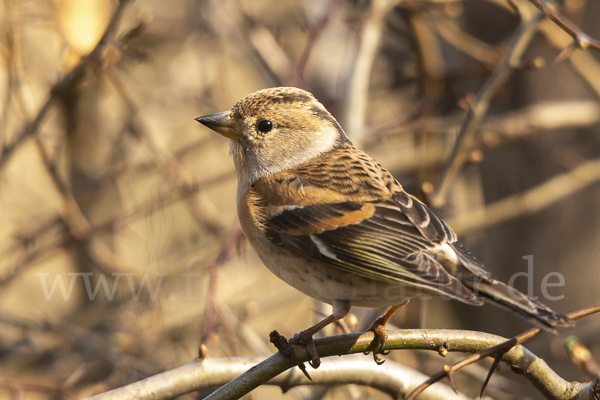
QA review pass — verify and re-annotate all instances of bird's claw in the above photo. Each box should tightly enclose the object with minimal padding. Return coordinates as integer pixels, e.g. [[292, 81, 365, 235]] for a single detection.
[[365, 316, 390, 364], [373, 353, 386, 365], [290, 329, 321, 369], [270, 330, 315, 378]]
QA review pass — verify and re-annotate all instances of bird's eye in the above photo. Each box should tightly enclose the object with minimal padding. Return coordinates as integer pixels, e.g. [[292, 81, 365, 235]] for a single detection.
[[257, 120, 273, 133]]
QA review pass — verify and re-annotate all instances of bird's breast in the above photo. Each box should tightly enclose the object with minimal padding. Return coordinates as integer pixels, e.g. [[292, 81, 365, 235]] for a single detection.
[[236, 186, 415, 308]]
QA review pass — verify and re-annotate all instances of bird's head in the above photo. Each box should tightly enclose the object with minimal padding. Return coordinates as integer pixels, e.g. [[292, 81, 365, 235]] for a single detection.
[[196, 87, 349, 187]]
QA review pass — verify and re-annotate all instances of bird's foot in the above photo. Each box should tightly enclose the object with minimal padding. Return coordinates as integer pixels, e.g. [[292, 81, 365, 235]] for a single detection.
[[269, 330, 314, 380], [364, 315, 391, 365], [290, 329, 321, 369]]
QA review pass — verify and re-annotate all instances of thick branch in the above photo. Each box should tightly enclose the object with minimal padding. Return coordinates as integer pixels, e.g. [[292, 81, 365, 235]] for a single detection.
[[84, 354, 469, 400], [85, 329, 596, 400]]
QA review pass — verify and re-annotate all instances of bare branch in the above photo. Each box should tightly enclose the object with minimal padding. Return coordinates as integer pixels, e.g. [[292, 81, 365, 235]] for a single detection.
[[406, 305, 600, 400], [433, 13, 502, 70], [527, 0, 600, 58], [342, 0, 397, 145], [564, 336, 600, 379], [84, 354, 470, 400], [86, 304, 600, 400], [539, 21, 600, 98], [286, 0, 343, 87], [431, 2, 544, 207], [448, 156, 600, 235], [0, 0, 133, 169]]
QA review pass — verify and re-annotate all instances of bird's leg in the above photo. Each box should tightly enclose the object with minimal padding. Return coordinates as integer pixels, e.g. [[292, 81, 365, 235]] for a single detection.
[[366, 304, 403, 365], [288, 299, 351, 369]]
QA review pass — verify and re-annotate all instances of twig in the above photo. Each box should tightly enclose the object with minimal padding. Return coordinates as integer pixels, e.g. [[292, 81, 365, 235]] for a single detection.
[[85, 303, 600, 400], [527, 0, 600, 59], [0, 0, 133, 170], [539, 20, 600, 98], [447, 156, 600, 235], [564, 336, 600, 379], [405, 304, 600, 400], [286, 0, 343, 87], [0, 174, 228, 287], [342, 0, 396, 145], [433, 13, 502, 70], [35, 137, 139, 277], [0, 379, 78, 400], [431, 3, 545, 208], [200, 219, 244, 343], [374, 100, 600, 143], [105, 69, 225, 233]]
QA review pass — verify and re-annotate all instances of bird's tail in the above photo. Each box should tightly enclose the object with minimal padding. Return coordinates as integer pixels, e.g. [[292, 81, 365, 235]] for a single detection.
[[466, 279, 574, 331]]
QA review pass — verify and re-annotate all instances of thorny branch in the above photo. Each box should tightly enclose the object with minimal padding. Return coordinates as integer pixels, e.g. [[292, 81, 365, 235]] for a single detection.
[[527, 0, 600, 62]]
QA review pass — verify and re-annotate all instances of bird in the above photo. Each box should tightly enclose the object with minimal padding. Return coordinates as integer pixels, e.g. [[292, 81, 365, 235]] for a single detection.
[[195, 87, 573, 367]]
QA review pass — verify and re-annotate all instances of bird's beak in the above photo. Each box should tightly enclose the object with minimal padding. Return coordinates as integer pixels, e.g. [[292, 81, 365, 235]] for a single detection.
[[195, 111, 242, 140]]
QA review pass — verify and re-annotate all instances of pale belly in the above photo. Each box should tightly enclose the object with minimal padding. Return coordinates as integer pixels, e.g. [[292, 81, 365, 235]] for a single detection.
[[246, 227, 414, 308]]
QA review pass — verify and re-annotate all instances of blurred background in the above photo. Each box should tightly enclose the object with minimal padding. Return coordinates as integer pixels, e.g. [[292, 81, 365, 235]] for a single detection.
[[1, 0, 599, 398]]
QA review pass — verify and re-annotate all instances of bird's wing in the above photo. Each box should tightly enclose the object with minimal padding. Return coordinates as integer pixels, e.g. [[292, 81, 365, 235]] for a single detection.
[[251, 144, 493, 304]]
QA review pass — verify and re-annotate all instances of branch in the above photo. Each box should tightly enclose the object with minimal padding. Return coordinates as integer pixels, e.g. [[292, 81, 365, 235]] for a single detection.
[[342, 0, 397, 145], [85, 319, 599, 400], [447, 156, 600, 235], [527, 0, 600, 61], [286, 0, 343, 87], [0, 0, 133, 170], [374, 100, 600, 146], [84, 354, 470, 400], [406, 304, 600, 400], [431, 2, 544, 207], [105, 70, 225, 232], [0, 173, 228, 287], [433, 12, 502, 70], [539, 21, 600, 98]]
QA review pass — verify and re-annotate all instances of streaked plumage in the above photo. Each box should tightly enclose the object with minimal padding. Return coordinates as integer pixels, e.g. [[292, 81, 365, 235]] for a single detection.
[[196, 87, 573, 365]]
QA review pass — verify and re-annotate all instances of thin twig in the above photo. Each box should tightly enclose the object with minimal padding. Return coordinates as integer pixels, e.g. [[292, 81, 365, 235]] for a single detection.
[[447, 156, 600, 235], [405, 304, 600, 400], [0, 0, 133, 170], [527, 0, 600, 55], [0, 379, 79, 400], [564, 336, 600, 379], [286, 0, 343, 87], [105, 70, 225, 233], [431, 3, 545, 208], [433, 12, 502, 70], [200, 219, 244, 344], [0, 174, 228, 287], [539, 20, 600, 98], [342, 0, 397, 145]]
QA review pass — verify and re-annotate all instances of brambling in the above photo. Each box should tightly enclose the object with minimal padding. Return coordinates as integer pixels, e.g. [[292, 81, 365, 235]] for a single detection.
[[196, 87, 573, 367]]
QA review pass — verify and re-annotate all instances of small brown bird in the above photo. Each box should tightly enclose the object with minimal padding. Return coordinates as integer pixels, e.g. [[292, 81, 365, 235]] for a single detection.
[[196, 87, 573, 366]]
